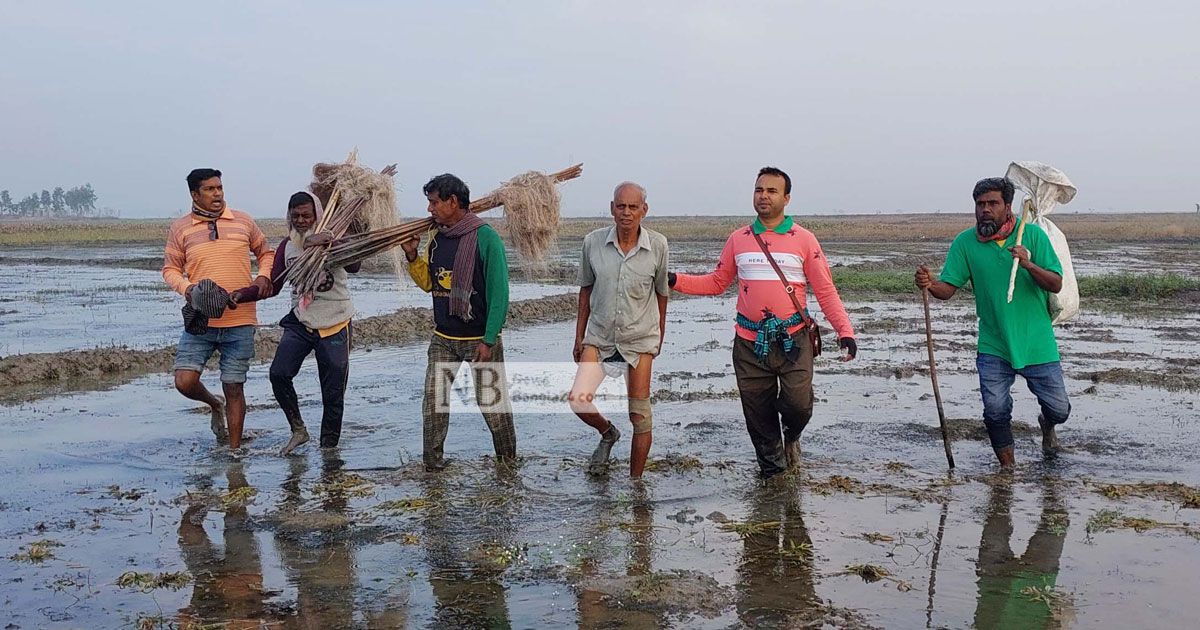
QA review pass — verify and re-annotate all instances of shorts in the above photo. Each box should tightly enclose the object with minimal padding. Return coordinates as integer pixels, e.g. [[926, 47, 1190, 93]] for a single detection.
[[173, 324, 256, 384]]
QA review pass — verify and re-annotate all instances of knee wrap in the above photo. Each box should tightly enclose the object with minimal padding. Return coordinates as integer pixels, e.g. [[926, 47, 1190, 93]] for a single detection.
[[629, 398, 653, 434]]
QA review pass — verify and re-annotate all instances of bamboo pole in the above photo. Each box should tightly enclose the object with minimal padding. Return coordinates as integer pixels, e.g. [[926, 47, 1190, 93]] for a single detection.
[[1005, 198, 1034, 303], [324, 163, 584, 269]]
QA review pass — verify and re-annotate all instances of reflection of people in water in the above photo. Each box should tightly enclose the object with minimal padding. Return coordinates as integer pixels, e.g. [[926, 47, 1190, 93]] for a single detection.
[[973, 479, 1070, 629], [577, 483, 661, 629], [177, 462, 279, 628], [736, 484, 818, 626], [272, 452, 359, 629], [422, 471, 514, 627]]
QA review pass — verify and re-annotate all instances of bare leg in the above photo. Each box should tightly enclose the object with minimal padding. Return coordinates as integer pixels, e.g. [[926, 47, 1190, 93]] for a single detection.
[[571, 346, 620, 474], [223, 382, 247, 449], [627, 354, 654, 479], [175, 370, 227, 443], [569, 346, 609, 432]]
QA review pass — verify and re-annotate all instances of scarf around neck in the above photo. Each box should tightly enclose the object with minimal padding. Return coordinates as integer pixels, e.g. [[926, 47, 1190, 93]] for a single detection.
[[191, 201, 223, 221], [438, 212, 486, 322], [976, 212, 1016, 243]]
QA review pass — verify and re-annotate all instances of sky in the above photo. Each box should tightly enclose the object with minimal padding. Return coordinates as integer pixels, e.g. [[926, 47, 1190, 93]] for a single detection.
[[1, 0, 1197, 218]]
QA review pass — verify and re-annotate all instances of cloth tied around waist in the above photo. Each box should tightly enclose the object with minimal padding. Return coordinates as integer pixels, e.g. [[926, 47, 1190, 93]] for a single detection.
[[736, 311, 811, 362]]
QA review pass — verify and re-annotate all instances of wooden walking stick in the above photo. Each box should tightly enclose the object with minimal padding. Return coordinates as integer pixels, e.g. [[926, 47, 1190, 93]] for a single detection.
[[921, 287, 955, 469]]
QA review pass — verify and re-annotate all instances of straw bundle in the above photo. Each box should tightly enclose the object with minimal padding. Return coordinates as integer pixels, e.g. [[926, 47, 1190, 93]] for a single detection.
[[282, 151, 402, 293], [324, 163, 582, 271]]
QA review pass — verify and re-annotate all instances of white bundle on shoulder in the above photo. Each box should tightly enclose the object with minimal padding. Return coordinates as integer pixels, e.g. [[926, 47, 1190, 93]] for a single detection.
[[1005, 161, 1079, 324]]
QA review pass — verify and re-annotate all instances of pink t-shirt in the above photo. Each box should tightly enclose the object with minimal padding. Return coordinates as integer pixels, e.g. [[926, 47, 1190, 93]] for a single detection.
[[674, 217, 855, 342]]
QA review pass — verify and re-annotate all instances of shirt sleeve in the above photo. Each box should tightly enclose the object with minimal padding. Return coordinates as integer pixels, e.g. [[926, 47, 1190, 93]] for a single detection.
[[248, 219, 274, 278], [803, 238, 855, 339], [407, 232, 433, 292], [577, 235, 595, 287], [654, 237, 670, 297], [673, 232, 737, 295], [479, 227, 509, 345], [939, 235, 970, 288], [162, 223, 189, 295], [266, 240, 289, 298]]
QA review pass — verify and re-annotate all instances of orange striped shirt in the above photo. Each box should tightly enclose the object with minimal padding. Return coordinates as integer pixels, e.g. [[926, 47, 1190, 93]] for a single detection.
[[162, 208, 274, 328]]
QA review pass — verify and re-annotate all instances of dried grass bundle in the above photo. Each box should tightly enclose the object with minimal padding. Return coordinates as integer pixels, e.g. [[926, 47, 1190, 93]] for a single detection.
[[283, 151, 403, 292], [324, 163, 582, 272], [496, 170, 560, 262]]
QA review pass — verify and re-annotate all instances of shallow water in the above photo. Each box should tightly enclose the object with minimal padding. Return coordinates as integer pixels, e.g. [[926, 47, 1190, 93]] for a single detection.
[[0, 261, 565, 356], [2, 282, 1199, 628]]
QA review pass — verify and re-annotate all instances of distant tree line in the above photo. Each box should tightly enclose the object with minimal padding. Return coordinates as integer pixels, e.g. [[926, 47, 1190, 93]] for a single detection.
[[0, 184, 102, 217]]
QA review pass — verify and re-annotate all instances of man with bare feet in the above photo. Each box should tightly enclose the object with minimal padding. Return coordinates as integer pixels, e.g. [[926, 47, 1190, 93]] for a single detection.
[[163, 169, 273, 450]]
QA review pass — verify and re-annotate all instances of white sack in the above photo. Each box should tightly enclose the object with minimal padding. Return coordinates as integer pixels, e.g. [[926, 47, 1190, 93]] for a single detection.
[[1005, 161, 1080, 324]]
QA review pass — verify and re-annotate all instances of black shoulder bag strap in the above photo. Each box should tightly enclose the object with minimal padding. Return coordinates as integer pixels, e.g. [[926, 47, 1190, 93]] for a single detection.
[[751, 230, 822, 357]]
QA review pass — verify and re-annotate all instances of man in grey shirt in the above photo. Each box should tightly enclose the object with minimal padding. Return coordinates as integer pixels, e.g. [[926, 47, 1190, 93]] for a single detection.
[[569, 181, 670, 478]]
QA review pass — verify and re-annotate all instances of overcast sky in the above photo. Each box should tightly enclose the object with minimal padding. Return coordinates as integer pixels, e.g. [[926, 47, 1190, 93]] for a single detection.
[[2, 0, 1196, 218]]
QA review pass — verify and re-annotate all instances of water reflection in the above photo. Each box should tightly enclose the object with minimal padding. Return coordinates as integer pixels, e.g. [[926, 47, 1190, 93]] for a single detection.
[[422, 468, 515, 628], [577, 482, 661, 628], [177, 462, 283, 627], [273, 451, 359, 628], [973, 478, 1070, 630], [735, 483, 819, 627]]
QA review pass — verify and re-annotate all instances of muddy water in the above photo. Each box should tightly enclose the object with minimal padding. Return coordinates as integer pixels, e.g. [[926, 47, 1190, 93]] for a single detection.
[[0, 262, 566, 356], [2, 279, 1199, 628]]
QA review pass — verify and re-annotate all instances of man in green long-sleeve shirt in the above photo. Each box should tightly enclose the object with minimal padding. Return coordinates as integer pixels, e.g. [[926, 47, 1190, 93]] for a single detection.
[[402, 173, 516, 471]]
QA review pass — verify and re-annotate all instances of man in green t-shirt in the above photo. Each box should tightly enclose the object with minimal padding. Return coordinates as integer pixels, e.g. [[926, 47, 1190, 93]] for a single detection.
[[915, 177, 1071, 469]]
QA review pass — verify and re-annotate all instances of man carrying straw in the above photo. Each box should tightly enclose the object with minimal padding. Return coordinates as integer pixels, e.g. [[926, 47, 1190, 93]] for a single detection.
[[401, 174, 517, 471], [568, 181, 670, 479], [163, 169, 274, 451], [231, 190, 362, 456], [670, 166, 857, 479], [914, 177, 1070, 469]]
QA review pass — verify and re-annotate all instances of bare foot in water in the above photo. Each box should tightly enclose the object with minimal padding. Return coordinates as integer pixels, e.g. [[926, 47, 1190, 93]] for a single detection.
[[210, 396, 229, 444], [279, 429, 310, 456]]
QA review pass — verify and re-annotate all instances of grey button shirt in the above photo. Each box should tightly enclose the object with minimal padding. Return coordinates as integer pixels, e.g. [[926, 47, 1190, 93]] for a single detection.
[[578, 226, 670, 367]]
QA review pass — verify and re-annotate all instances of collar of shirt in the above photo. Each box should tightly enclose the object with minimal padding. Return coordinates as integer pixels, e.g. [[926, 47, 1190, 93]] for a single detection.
[[751, 215, 794, 235], [191, 207, 235, 224], [604, 225, 652, 258]]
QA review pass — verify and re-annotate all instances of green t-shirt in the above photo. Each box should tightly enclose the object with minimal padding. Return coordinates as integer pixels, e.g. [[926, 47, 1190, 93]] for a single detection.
[[940, 221, 1063, 369]]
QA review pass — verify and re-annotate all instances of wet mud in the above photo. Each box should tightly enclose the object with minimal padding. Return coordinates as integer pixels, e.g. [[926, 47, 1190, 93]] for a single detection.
[[0, 293, 577, 401], [2, 237, 1199, 628]]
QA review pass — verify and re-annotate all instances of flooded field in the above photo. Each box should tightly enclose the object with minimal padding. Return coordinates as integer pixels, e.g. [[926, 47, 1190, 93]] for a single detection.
[[1, 226, 1198, 629]]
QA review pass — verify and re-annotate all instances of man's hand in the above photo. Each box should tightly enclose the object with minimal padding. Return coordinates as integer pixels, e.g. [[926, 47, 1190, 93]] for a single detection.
[[1009, 245, 1032, 268], [475, 342, 493, 363], [252, 276, 272, 295], [914, 265, 933, 289], [303, 232, 334, 248], [573, 339, 584, 363], [401, 236, 419, 263], [838, 337, 857, 362]]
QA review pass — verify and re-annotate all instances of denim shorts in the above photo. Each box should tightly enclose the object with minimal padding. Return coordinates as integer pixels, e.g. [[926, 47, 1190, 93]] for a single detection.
[[173, 325, 256, 384]]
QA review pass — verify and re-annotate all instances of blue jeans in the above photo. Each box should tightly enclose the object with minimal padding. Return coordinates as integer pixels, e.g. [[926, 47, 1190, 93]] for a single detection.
[[977, 354, 1071, 450], [174, 325, 256, 384]]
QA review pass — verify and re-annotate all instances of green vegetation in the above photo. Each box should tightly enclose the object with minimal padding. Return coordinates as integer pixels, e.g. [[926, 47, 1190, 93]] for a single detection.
[[1077, 273, 1199, 300], [830, 269, 1197, 300], [0, 184, 101, 218]]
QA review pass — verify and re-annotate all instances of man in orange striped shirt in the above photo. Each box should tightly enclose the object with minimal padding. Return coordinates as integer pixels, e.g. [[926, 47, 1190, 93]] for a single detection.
[[163, 169, 274, 450]]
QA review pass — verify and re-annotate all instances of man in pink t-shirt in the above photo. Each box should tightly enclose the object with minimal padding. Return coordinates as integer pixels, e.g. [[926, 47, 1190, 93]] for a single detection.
[[671, 167, 857, 478]]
